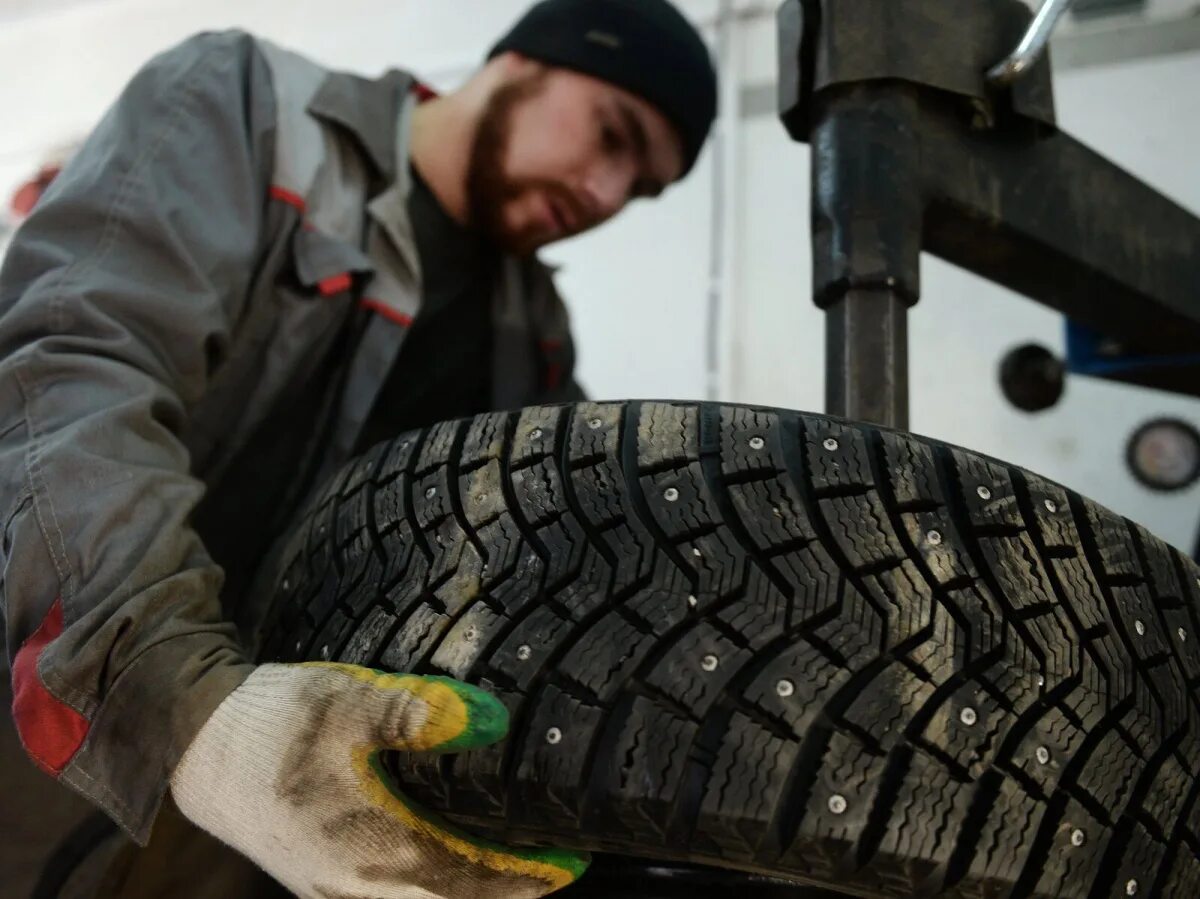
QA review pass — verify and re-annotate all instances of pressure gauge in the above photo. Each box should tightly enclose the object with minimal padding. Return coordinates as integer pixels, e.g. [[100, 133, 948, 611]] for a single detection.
[[1126, 418, 1200, 492]]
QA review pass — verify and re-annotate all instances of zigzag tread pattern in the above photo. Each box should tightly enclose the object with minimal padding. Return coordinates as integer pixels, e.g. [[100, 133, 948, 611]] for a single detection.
[[260, 402, 1200, 897]]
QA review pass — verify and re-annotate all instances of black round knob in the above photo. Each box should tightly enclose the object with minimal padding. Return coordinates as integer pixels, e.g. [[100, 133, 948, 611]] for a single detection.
[[999, 343, 1065, 412]]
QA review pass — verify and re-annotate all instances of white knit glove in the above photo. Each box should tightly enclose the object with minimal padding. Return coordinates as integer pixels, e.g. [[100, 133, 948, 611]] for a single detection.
[[170, 663, 587, 899]]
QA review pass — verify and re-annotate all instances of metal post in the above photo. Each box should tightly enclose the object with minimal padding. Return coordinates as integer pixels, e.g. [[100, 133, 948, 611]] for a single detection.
[[810, 85, 922, 429], [825, 289, 910, 428]]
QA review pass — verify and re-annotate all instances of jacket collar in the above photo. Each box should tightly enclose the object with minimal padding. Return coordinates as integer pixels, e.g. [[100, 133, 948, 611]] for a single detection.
[[307, 68, 421, 276], [307, 68, 414, 183]]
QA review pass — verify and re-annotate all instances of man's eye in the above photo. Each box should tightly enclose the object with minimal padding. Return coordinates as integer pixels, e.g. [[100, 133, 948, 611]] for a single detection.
[[600, 123, 623, 153]]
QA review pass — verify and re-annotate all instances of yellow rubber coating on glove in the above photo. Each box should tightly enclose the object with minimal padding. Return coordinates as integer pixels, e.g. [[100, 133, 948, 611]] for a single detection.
[[300, 663, 587, 888], [352, 746, 586, 890], [300, 662, 486, 752], [173, 662, 587, 896]]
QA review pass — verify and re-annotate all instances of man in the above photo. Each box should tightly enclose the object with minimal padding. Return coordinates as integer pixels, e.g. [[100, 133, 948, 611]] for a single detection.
[[0, 0, 716, 896]]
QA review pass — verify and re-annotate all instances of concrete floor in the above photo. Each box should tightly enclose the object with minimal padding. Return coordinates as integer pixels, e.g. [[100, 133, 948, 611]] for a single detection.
[[0, 679, 95, 899]]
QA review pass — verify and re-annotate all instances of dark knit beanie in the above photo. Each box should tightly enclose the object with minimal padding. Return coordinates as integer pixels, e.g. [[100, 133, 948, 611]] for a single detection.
[[490, 0, 717, 177]]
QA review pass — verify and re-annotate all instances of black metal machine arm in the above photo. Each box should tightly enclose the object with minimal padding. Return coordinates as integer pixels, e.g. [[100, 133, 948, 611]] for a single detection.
[[778, 0, 1200, 427]]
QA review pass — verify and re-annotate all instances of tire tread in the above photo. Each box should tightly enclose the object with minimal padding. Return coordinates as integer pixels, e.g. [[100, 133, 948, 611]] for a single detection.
[[261, 402, 1200, 897]]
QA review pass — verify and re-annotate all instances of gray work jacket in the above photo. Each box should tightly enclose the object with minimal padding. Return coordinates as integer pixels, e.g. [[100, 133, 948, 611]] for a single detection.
[[0, 31, 581, 843]]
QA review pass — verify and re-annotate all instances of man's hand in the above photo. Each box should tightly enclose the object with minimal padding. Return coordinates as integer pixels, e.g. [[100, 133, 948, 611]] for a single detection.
[[170, 663, 588, 898]]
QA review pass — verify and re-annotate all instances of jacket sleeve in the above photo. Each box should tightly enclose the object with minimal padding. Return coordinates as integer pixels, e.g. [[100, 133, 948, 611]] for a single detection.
[[0, 31, 274, 842]]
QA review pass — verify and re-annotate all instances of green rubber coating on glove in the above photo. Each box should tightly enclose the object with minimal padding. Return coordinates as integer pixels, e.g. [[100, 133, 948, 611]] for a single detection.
[[418, 675, 511, 753], [355, 668, 511, 752]]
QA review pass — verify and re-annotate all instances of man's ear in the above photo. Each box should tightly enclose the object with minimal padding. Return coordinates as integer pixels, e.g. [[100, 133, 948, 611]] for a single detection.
[[493, 50, 546, 79]]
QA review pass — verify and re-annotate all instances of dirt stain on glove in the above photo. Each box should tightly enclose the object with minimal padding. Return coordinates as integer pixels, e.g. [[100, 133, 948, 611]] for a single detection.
[[271, 668, 583, 897], [274, 694, 338, 808]]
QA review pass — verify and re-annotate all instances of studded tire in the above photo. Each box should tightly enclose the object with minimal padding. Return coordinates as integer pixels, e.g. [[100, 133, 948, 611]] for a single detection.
[[258, 401, 1200, 898]]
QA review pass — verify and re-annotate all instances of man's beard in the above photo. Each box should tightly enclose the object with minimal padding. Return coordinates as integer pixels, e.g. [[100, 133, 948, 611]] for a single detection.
[[467, 71, 553, 257]]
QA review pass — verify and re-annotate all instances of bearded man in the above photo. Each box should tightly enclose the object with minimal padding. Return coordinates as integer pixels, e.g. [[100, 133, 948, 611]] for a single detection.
[[0, 1, 716, 896]]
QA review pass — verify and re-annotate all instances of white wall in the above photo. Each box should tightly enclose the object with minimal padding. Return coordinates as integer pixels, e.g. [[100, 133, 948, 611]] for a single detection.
[[0, 0, 719, 187], [2, 0, 1197, 550]]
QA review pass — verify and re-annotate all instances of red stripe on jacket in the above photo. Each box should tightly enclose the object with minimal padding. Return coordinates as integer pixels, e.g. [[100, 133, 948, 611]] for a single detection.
[[268, 185, 307, 211], [360, 298, 413, 328], [11, 598, 89, 776], [412, 82, 439, 103], [318, 273, 353, 296], [539, 339, 564, 389]]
